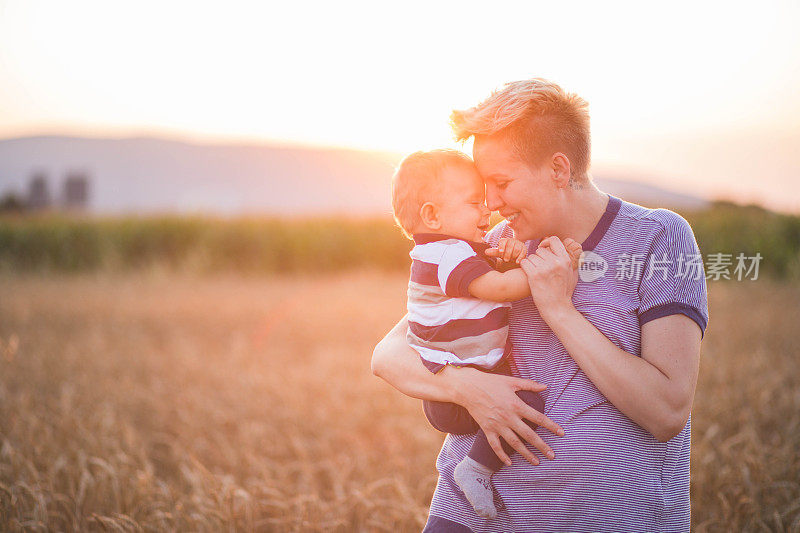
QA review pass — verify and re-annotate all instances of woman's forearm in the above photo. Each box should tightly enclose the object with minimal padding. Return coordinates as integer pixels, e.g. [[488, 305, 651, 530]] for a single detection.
[[372, 315, 564, 463], [544, 305, 699, 442], [371, 315, 462, 403]]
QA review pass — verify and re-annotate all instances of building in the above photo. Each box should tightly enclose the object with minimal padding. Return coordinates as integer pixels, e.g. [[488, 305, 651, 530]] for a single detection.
[[27, 172, 51, 210], [63, 172, 89, 210]]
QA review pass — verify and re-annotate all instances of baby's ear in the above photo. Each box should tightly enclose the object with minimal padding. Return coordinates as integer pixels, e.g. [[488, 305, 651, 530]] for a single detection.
[[419, 202, 440, 230]]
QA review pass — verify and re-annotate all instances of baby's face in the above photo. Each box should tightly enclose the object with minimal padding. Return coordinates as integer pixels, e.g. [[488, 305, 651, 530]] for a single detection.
[[435, 164, 491, 242]]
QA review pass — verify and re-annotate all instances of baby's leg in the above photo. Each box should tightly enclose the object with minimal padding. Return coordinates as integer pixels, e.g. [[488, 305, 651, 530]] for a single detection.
[[422, 400, 480, 435], [423, 400, 499, 517], [422, 399, 500, 518], [467, 389, 544, 470], [453, 389, 544, 519]]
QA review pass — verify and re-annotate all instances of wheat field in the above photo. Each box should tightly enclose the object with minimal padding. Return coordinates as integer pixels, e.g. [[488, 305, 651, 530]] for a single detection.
[[0, 272, 798, 532]]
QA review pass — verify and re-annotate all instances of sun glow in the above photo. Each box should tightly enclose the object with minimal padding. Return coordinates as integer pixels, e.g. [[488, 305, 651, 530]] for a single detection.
[[1, 0, 799, 209]]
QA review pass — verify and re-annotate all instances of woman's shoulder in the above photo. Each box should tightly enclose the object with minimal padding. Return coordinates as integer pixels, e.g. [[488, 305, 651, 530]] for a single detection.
[[614, 200, 696, 242]]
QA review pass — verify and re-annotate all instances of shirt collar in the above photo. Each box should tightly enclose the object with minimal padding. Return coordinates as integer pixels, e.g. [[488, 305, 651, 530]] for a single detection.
[[581, 195, 622, 251], [412, 233, 453, 245], [523, 194, 622, 255], [412, 233, 493, 260], [412, 233, 488, 246]]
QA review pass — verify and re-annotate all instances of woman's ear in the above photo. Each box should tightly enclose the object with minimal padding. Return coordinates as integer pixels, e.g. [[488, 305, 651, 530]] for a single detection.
[[419, 202, 441, 230], [551, 152, 572, 189]]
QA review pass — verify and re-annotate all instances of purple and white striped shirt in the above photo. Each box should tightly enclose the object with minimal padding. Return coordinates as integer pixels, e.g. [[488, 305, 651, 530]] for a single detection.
[[428, 196, 709, 532], [407, 234, 512, 374]]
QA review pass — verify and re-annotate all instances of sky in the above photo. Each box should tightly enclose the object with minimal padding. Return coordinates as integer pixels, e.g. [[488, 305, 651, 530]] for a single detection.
[[1, 0, 799, 211]]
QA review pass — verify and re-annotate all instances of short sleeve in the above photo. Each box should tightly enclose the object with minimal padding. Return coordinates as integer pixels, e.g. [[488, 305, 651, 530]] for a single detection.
[[438, 242, 494, 298], [638, 213, 709, 337], [482, 222, 523, 272], [484, 221, 514, 247]]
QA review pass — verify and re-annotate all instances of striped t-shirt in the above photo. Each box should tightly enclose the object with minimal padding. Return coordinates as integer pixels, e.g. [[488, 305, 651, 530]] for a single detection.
[[427, 196, 709, 532], [406, 234, 512, 374]]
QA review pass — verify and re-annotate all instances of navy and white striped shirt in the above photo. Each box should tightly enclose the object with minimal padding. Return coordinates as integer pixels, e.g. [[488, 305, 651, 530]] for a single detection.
[[428, 196, 709, 532], [407, 234, 512, 374]]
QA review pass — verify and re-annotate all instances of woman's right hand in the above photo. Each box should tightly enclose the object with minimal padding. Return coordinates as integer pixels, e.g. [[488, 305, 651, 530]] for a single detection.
[[442, 365, 564, 466]]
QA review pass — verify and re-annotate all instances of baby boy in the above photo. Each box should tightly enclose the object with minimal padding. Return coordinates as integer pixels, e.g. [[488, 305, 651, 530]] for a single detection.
[[391, 149, 582, 518]]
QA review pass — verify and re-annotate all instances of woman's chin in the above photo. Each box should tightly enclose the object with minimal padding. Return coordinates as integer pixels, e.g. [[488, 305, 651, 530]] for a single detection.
[[507, 219, 524, 237]]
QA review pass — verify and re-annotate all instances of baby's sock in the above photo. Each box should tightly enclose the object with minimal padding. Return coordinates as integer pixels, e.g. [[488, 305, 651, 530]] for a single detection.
[[453, 456, 497, 519]]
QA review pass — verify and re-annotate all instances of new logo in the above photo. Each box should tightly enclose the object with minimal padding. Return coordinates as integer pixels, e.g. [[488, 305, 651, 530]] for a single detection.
[[578, 251, 608, 282]]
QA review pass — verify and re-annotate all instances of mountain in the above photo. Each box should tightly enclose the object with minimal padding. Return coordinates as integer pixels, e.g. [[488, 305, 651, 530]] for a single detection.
[[0, 135, 709, 215]]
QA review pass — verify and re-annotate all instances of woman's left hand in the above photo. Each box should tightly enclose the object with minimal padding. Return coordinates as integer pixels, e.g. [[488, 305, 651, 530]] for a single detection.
[[520, 236, 579, 322]]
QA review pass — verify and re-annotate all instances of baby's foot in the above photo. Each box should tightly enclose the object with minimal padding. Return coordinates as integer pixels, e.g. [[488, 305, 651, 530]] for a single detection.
[[564, 238, 583, 269], [454, 457, 497, 519]]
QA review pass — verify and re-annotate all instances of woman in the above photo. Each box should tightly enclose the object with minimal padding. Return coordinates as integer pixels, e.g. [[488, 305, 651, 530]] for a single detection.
[[372, 79, 708, 532]]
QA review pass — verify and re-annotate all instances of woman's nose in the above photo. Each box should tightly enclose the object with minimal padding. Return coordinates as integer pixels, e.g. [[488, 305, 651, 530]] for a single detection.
[[485, 188, 503, 211]]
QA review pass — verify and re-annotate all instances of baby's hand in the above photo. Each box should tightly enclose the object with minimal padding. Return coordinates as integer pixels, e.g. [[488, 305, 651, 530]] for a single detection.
[[564, 238, 583, 269], [485, 237, 527, 264], [536, 237, 583, 269]]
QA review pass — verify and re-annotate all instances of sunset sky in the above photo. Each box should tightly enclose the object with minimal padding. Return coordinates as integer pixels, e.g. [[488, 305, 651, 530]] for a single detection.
[[1, 0, 798, 211]]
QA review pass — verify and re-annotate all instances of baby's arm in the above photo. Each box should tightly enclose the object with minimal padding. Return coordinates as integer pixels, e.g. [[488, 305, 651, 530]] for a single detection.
[[468, 268, 531, 302], [471, 238, 583, 303]]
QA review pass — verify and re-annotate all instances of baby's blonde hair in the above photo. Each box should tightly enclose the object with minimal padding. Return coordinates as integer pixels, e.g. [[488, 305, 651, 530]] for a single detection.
[[391, 149, 474, 239], [451, 78, 591, 183]]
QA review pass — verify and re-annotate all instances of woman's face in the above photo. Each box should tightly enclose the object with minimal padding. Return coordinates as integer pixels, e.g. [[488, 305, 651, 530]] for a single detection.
[[473, 135, 563, 242]]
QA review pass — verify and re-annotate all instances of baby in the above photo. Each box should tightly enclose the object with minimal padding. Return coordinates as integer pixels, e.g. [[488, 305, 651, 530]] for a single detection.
[[391, 149, 582, 519]]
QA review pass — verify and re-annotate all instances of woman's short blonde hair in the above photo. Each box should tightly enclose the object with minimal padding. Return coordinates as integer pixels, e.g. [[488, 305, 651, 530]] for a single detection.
[[451, 78, 591, 182], [391, 149, 474, 239]]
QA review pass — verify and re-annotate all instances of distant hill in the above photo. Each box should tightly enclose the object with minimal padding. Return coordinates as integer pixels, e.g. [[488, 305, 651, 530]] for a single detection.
[[0, 135, 709, 215], [592, 177, 710, 211]]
